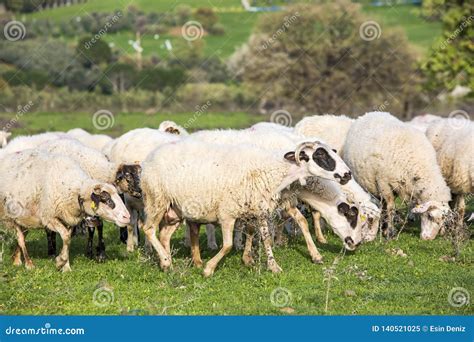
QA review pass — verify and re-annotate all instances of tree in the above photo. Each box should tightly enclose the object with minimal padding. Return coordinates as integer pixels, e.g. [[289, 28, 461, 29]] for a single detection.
[[230, 1, 420, 117], [135, 67, 186, 92], [76, 36, 112, 68], [421, 1, 474, 94]]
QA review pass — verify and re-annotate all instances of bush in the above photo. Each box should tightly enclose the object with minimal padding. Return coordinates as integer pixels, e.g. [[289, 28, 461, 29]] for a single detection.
[[229, 1, 420, 117], [77, 36, 113, 67], [135, 67, 186, 92]]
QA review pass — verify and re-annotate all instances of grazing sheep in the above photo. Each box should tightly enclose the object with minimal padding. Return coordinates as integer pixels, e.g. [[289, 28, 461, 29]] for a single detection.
[[140, 138, 355, 276], [0, 150, 130, 271], [158, 121, 189, 136], [67, 128, 113, 151], [294, 114, 354, 155], [408, 114, 441, 133], [192, 128, 380, 245], [37, 139, 142, 259], [0, 131, 12, 148], [425, 119, 474, 224], [344, 112, 452, 240]]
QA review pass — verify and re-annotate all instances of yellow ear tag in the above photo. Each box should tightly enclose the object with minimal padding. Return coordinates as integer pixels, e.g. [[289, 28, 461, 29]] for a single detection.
[[360, 214, 367, 222], [91, 202, 97, 211]]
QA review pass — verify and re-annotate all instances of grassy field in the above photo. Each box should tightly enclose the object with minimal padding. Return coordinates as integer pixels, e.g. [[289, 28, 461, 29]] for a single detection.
[[25, 2, 441, 58], [1, 218, 472, 315], [0, 111, 263, 137]]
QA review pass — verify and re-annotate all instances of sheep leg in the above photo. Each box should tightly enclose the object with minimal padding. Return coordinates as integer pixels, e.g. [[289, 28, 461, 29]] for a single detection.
[[274, 220, 287, 246], [14, 227, 34, 269], [234, 221, 244, 251], [96, 219, 106, 262], [242, 226, 255, 266], [312, 210, 327, 244], [46, 230, 57, 257], [48, 220, 72, 272], [12, 244, 22, 266], [86, 226, 95, 259], [159, 222, 181, 255], [454, 194, 465, 228], [189, 222, 203, 268], [126, 209, 138, 252], [287, 207, 323, 264], [184, 223, 191, 248], [206, 224, 218, 250], [203, 218, 235, 277], [380, 191, 396, 239], [143, 213, 172, 270], [259, 219, 282, 273]]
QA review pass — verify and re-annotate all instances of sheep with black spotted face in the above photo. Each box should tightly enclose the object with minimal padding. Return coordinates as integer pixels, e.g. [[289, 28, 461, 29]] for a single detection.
[[140, 135, 358, 276], [158, 121, 189, 136], [344, 112, 452, 240], [0, 149, 130, 271]]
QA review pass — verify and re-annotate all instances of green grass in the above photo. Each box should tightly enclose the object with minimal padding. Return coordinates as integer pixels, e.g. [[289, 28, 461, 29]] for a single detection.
[[1, 218, 472, 315], [0, 111, 262, 138]]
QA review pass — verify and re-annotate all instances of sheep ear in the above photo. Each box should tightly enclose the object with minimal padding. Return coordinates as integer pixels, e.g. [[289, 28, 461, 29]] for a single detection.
[[91, 193, 100, 208], [93, 184, 102, 195], [284, 151, 296, 163], [411, 201, 435, 214], [468, 213, 474, 222]]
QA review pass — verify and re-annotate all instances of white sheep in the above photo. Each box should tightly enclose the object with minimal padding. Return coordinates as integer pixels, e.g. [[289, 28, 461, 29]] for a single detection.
[[294, 114, 354, 155], [140, 137, 355, 276], [343, 112, 452, 240], [408, 114, 441, 133], [36, 138, 142, 257], [0, 149, 130, 271], [1, 132, 69, 154], [0, 131, 12, 148], [425, 119, 474, 224], [158, 121, 189, 136], [249, 122, 293, 133], [67, 128, 113, 151]]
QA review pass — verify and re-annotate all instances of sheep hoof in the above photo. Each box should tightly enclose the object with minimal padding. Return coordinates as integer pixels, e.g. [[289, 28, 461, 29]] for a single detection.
[[55, 256, 66, 269], [60, 263, 72, 272], [268, 262, 282, 273], [242, 256, 255, 266], [312, 257, 324, 264], [12, 258, 22, 266], [126, 245, 135, 253], [193, 260, 203, 268], [317, 237, 328, 244], [207, 242, 219, 251], [25, 261, 35, 270], [203, 266, 214, 277], [160, 259, 172, 272]]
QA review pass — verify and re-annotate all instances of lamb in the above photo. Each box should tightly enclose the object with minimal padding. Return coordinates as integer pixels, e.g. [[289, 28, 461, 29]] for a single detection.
[[140, 138, 358, 276], [0, 149, 130, 271], [294, 114, 354, 155], [67, 128, 113, 151], [425, 119, 474, 224], [0, 130, 12, 148], [36, 139, 142, 259], [343, 112, 452, 240], [158, 121, 189, 136]]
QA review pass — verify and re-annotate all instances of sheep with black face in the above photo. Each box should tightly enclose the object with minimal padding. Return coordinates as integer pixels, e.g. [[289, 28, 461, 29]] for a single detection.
[[0, 149, 130, 271]]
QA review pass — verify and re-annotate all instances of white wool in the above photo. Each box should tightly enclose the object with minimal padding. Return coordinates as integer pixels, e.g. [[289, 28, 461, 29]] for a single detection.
[[105, 128, 180, 164], [294, 114, 354, 155], [2, 132, 70, 154], [37, 139, 117, 184], [158, 121, 189, 136], [67, 128, 113, 151], [408, 114, 441, 133], [425, 119, 474, 194]]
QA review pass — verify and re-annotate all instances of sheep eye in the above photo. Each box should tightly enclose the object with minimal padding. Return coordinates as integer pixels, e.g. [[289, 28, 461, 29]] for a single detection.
[[332, 149, 337, 153]]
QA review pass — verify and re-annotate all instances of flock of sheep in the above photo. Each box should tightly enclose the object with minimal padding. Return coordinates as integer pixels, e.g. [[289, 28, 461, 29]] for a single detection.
[[0, 111, 472, 276]]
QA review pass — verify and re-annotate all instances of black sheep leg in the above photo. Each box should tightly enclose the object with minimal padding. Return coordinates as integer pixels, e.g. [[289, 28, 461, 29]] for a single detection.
[[46, 230, 57, 257], [96, 219, 106, 262], [86, 226, 95, 259]]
